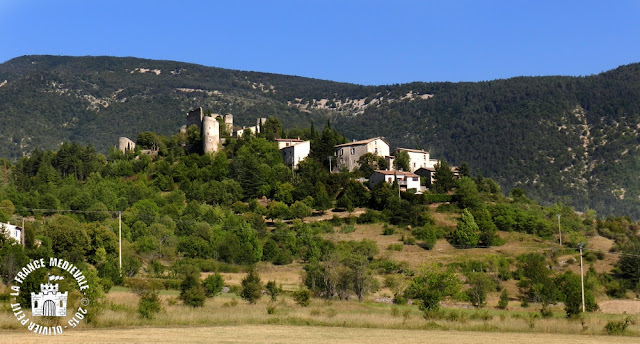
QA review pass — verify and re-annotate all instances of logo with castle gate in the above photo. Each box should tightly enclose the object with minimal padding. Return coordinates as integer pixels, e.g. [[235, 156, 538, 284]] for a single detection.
[[8, 257, 92, 336]]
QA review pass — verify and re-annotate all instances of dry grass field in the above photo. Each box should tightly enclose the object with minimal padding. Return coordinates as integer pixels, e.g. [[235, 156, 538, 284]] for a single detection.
[[3, 325, 640, 344]]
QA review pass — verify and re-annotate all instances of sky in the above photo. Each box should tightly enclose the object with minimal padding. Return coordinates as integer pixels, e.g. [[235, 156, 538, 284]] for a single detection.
[[1, 0, 639, 85]]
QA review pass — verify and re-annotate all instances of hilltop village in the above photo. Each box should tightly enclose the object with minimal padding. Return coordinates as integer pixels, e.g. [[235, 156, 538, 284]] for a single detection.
[[118, 108, 455, 194]]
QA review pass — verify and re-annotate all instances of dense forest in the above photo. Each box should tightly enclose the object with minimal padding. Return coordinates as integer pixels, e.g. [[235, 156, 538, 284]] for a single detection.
[[1, 122, 640, 323], [0, 55, 639, 218]]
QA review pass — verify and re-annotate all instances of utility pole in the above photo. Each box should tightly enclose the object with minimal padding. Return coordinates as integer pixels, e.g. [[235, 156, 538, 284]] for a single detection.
[[557, 214, 562, 246], [579, 243, 586, 313], [118, 211, 122, 276], [328, 156, 332, 173], [21, 218, 25, 248]]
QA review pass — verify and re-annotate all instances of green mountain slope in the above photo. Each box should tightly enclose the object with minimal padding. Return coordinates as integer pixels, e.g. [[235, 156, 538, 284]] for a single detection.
[[1, 55, 639, 218]]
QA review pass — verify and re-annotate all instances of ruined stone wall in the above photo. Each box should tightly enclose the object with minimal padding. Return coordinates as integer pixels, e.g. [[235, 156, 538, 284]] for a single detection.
[[186, 107, 204, 131], [118, 137, 136, 153]]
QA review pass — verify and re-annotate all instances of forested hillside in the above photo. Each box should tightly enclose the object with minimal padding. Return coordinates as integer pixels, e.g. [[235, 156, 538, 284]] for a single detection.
[[1, 55, 639, 218]]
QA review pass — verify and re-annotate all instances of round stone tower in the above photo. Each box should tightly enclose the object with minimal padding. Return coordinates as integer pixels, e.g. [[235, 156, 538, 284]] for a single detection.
[[202, 116, 220, 154]]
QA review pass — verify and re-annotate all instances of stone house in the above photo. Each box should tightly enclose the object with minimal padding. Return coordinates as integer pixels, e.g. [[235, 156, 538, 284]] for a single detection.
[[334, 137, 390, 172]]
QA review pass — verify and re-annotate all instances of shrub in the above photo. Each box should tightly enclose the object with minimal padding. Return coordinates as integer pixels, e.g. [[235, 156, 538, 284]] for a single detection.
[[265, 280, 282, 301], [340, 225, 356, 234], [387, 243, 404, 251], [138, 291, 162, 319], [240, 269, 263, 304], [330, 215, 342, 226], [425, 194, 453, 203], [179, 268, 206, 307], [293, 288, 311, 307], [605, 317, 633, 335], [412, 225, 437, 249], [497, 290, 509, 309], [403, 236, 416, 245], [203, 273, 225, 298], [436, 203, 459, 213], [382, 225, 396, 235]]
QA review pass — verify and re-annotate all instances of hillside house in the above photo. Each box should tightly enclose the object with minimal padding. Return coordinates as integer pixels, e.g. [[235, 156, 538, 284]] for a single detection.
[[280, 140, 310, 168], [334, 137, 390, 172], [276, 138, 305, 149], [369, 170, 421, 193], [394, 148, 439, 172], [1, 222, 22, 245]]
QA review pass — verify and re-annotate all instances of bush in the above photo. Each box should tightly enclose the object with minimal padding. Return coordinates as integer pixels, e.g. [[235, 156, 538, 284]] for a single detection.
[[382, 225, 396, 235], [293, 288, 311, 307], [265, 280, 282, 301], [138, 291, 162, 319], [330, 215, 342, 226], [412, 225, 438, 249], [605, 317, 633, 335], [497, 290, 509, 309], [387, 243, 404, 251], [179, 267, 206, 307], [403, 236, 416, 245], [203, 273, 225, 298], [425, 194, 453, 203], [436, 203, 459, 213], [340, 225, 356, 234], [240, 269, 263, 304]]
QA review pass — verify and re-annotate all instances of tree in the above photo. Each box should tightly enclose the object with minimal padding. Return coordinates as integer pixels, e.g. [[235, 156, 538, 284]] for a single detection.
[[179, 267, 206, 307], [432, 160, 455, 193], [455, 177, 481, 210], [465, 272, 496, 307], [405, 266, 461, 313], [617, 241, 640, 288], [265, 280, 282, 301], [335, 193, 354, 213], [449, 209, 480, 248], [44, 215, 91, 263], [516, 253, 558, 312], [457, 162, 471, 178], [290, 201, 312, 221], [555, 271, 598, 317], [497, 289, 509, 309], [240, 268, 263, 304], [313, 182, 333, 213], [138, 290, 162, 319], [259, 117, 283, 141], [393, 150, 410, 171], [357, 153, 387, 177], [203, 273, 225, 298]]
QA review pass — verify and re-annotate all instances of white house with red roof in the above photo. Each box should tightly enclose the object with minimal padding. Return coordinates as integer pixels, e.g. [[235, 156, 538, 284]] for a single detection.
[[369, 170, 421, 193]]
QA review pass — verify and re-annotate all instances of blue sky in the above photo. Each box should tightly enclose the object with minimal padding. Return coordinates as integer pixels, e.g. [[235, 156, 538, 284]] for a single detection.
[[1, 1, 639, 85]]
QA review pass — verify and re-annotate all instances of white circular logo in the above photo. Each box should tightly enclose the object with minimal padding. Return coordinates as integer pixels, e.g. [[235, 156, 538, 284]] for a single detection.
[[9, 257, 92, 335]]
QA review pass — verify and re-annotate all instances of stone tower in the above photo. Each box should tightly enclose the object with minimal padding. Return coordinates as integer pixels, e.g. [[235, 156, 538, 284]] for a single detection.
[[223, 114, 233, 133], [186, 108, 204, 131], [202, 116, 220, 153]]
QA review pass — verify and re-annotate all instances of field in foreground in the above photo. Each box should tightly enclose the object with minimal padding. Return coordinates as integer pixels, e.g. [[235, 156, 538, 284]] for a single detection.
[[4, 325, 640, 344]]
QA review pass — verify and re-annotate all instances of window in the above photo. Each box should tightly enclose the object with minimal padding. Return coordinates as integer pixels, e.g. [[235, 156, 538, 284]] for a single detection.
[[340, 149, 344, 156], [413, 177, 419, 182], [351, 148, 355, 155], [375, 148, 378, 154], [388, 177, 392, 182]]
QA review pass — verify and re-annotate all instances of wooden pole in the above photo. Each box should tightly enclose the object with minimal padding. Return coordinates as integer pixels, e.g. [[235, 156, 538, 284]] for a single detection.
[[119, 211, 122, 276], [579, 243, 586, 312]]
